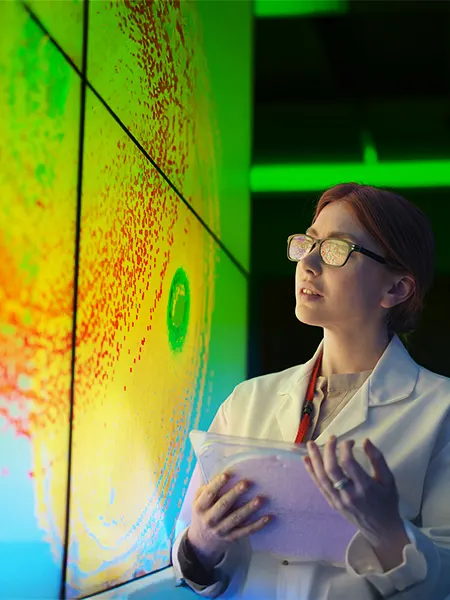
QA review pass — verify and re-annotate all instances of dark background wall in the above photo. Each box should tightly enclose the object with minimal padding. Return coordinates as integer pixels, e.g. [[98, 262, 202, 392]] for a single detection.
[[249, 0, 450, 379]]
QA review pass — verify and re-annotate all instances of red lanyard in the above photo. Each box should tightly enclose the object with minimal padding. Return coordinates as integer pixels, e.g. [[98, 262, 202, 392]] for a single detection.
[[295, 352, 323, 444]]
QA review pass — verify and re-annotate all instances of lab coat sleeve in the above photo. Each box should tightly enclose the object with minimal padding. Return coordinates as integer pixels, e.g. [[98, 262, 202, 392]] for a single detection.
[[346, 419, 450, 599], [171, 395, 252, 598]]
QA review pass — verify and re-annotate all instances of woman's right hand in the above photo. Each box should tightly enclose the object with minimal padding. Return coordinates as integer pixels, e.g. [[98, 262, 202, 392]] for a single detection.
[[186, 471, 272, 569]]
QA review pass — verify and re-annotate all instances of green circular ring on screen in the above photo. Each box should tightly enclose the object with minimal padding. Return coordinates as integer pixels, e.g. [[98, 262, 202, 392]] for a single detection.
[[167, 267, 190, 353]]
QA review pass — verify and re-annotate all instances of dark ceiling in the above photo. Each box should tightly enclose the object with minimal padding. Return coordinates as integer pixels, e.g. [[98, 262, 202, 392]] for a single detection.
[[253, 0, 450, 164], [251, 0, 450, 279]]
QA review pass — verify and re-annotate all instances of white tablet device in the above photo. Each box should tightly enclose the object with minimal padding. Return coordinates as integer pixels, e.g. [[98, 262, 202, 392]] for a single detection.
[[189, 430, 366, 562]]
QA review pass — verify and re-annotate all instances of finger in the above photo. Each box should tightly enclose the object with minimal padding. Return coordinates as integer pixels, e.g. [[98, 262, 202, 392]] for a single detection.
[[303, 457, 335, 508], [224, 514, 273, 542], [194, 486, 204, 501], [206, 479, 251, 524], [364, 439, 395, 486], [303, 456, 320, 486], [323, 435, 347, 486], [307, 442, 342, 509], [215, 495, 266, 535], [195, 472, 233, 511], [340, 440, 372, 493], [307, 441, 336, 497]]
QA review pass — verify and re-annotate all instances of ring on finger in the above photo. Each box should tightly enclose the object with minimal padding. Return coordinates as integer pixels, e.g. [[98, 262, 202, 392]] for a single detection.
[[333, 476, 352, 491]]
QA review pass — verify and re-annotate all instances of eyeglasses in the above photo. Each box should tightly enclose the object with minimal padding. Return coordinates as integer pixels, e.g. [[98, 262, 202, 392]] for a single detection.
[[287, 233, 387, 268]]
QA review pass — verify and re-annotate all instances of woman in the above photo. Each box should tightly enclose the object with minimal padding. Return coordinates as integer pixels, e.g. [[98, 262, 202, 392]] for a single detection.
[[172, 183, 450, 599]]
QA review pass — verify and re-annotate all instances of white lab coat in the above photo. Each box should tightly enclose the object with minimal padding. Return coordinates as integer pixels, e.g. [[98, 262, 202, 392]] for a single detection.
[[172, 334, 450, 599]]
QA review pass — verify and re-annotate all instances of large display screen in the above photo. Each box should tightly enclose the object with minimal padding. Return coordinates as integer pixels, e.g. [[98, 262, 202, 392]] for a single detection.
[[0, 0, 251, 597]]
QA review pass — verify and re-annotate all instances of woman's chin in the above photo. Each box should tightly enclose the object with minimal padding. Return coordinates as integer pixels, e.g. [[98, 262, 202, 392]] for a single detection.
[[295, 304, 324, 326]]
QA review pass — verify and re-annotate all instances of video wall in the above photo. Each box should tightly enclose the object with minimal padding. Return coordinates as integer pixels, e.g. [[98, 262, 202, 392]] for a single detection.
[[0, 1, 252, 597]]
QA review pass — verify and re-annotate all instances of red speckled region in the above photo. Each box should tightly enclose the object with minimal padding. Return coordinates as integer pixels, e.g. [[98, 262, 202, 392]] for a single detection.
[[89, 0, 219, 230], [74, 0, 216, 412], [120, 0, 192, 187], [74, 136, 178, 407]]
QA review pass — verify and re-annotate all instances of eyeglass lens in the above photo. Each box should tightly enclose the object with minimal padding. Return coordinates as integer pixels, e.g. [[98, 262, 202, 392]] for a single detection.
[[289, 235, 350, 266]]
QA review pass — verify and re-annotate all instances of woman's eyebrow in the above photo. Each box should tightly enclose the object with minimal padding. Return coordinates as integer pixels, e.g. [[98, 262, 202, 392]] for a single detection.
[[306, 228, 362, 244]]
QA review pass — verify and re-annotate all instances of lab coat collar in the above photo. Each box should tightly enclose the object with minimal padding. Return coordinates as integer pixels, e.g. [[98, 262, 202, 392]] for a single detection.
[[275, 334, 420, 443]]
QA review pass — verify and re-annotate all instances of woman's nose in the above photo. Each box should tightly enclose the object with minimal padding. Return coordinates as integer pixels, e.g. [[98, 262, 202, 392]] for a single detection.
[[297, 243, 322, 275]]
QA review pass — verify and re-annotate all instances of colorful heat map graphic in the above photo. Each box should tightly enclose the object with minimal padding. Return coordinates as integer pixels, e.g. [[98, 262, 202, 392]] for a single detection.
[[0, 0, 250, 598]]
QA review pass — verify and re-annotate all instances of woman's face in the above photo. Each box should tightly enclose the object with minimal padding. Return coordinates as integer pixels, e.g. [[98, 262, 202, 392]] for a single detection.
[[295, 201, 392, 333]]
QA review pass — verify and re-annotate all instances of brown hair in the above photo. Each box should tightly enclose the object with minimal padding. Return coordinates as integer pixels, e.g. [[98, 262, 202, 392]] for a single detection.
[[313, 183, 435, 334]]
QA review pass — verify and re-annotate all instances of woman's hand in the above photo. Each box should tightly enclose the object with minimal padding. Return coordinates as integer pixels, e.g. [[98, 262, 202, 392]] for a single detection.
[[187, 472, 272, 569], [304, 436, 409, 570]]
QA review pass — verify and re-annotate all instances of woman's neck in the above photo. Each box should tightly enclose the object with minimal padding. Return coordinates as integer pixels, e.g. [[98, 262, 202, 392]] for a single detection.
[[321, 327, 391, 376]]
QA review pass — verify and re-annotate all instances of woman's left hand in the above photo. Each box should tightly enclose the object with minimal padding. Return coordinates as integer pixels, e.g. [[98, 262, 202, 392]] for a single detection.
[[304, 436, 409, 558]]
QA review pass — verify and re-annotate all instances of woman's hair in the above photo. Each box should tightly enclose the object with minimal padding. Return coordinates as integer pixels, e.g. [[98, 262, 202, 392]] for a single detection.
[[313, 183, 435, 335]]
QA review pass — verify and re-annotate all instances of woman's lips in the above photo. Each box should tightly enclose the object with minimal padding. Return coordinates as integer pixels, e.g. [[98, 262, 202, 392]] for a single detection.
[[298, 286, 323, 296]]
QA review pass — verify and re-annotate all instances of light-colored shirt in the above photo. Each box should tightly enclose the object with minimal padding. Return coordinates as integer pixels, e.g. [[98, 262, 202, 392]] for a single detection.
[[305, 369, 373, 442]]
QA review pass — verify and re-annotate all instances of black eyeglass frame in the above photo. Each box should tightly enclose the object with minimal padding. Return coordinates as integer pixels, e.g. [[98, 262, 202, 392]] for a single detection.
[[287, 233, 387, 268]]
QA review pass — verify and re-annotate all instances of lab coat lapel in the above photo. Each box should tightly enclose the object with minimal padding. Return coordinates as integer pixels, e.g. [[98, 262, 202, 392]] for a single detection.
[[275, 340, 324, 443], [275, 334, 419, 445], [316, 335, 419, 442]]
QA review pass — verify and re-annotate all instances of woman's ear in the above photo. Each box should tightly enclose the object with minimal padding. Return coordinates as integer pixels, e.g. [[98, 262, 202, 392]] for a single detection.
[[381, 275, 415, 309]]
